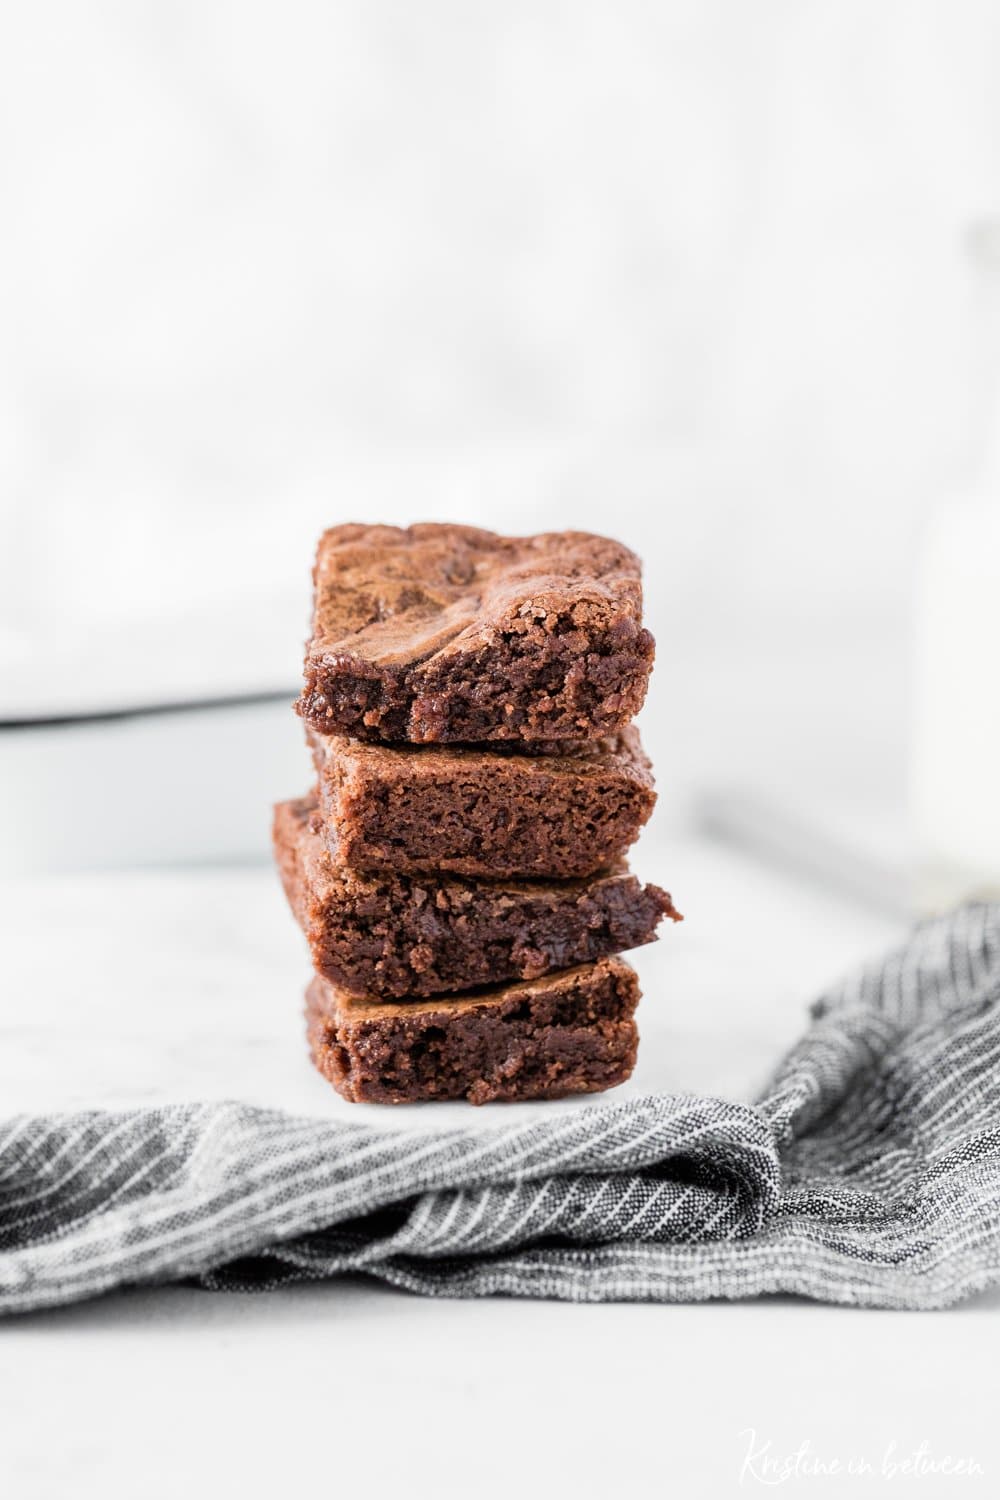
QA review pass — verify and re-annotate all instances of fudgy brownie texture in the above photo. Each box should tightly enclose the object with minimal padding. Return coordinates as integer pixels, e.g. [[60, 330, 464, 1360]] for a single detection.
[[307, 724, 656, 880], [274, 796, 679, 1000], [306, 957, 641, 1104], [295, 523, 655, 744]]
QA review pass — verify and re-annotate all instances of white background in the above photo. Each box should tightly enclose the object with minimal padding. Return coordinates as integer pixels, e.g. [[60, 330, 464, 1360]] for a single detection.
[[2, 4, 1000, 1496], [4, 0, 1000, 857]]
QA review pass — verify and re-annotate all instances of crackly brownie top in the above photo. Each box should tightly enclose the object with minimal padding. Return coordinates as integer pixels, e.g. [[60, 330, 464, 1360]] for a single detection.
[[308, 723, 653, 785], [307, 523, 645, 668], [314, 956, 636, 1022]]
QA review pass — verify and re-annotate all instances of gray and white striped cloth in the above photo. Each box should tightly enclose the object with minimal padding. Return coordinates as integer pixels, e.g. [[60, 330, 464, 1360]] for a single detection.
[[3, 903, 1000, 1315]]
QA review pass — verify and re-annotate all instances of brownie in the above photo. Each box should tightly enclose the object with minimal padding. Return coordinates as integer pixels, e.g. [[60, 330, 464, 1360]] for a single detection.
[[307, 724, 656, 880], [295, 523, 655, 743], [306, 956, 641, 1104], [274, 796, 679, 1000]]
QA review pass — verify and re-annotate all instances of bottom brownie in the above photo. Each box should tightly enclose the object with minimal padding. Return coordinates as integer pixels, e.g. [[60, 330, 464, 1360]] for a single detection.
[[306, 957, 640, 1104]]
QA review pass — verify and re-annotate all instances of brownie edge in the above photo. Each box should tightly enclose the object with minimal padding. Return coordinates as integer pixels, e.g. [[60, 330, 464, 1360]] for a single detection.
[[306, 957, 641, 1104]]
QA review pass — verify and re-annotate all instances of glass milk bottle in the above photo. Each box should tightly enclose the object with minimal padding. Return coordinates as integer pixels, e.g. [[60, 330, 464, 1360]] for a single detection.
[[912, 223, 1000, 910]]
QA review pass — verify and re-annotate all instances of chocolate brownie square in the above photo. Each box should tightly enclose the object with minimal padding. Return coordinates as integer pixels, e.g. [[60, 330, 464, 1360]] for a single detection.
[[274, 796, 679, 1000], [295, 523, 654, 743], [307, 725, 656, 880], [305, 956, 641, 1103]]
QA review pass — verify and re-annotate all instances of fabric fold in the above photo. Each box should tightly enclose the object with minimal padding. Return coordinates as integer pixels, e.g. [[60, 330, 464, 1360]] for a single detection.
[[2, 903, 999, 1313]]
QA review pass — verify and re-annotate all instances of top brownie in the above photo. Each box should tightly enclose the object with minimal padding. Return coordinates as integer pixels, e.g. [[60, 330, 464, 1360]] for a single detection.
[[295, 523, 654, 743]]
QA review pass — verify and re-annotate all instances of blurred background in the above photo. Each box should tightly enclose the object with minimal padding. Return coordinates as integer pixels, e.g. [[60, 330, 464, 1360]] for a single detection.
[[2, 1, 999, 908]]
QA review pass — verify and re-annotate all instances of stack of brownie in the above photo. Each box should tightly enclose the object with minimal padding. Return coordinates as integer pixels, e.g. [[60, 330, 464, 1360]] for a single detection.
[[273, 522, 680, 1104]]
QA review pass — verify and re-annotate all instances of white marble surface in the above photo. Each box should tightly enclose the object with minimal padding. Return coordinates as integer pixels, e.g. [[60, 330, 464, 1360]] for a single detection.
[[1, 834, 998, 1498]]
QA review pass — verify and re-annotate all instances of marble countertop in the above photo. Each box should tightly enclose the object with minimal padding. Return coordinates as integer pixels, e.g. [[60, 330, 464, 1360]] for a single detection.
[[1, 833, 996, 1498]]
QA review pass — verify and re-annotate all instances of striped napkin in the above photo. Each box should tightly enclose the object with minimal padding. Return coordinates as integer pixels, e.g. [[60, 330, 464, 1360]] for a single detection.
[[2, 904, 999, 1315]]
